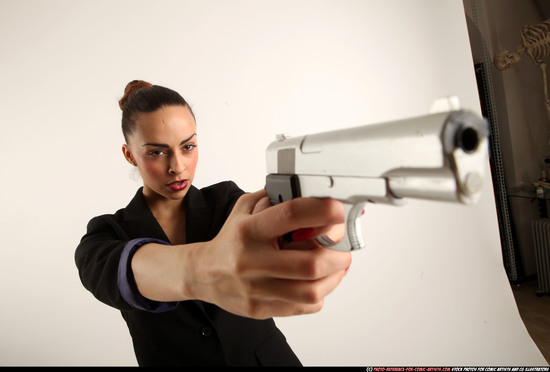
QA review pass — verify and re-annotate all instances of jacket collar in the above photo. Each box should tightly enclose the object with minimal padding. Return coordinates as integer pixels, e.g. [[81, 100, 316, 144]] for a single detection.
[[121, 186, 210, 244]]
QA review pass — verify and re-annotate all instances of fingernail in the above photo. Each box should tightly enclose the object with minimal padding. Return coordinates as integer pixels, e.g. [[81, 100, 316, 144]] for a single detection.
[[291, 227, 316, 242], [345, 265, 351, 272]]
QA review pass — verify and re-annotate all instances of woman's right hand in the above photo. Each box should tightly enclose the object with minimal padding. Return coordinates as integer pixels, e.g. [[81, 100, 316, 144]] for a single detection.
[[181, 189, 352, 319]]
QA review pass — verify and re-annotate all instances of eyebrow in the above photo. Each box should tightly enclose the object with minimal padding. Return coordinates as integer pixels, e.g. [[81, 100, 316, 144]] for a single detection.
[[142, 133, 197, 148]]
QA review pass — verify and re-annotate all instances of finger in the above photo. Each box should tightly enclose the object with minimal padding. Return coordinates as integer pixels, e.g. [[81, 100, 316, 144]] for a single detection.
[[238, 298, 325, 319], [252, 196, 272, 215], [282, 223, 345, 245], [249, 269, 349, 305], [317, 223, 346, 244], [232, 189, 267, 214], [266, 300, 325, 318], [249, 197, 345, 241], [250, 245, 352, 281]]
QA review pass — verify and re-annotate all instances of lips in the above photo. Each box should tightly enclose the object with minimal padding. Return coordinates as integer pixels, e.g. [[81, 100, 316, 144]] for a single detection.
[[166, 179, 188, 192]]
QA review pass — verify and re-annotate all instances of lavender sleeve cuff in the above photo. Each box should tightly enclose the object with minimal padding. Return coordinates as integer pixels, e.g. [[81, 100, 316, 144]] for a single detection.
[[118, 237, 179, 312]]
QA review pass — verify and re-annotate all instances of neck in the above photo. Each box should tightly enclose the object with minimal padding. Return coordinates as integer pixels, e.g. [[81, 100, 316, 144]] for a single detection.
[[142, 186, 185, 219], [142, 186, 187, 245]]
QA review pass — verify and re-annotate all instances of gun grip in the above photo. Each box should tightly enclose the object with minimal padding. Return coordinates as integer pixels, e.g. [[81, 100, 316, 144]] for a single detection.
[[316, 203, 366, 251]]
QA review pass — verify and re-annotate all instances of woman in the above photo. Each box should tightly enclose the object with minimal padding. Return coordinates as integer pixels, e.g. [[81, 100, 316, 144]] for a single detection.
[[75, 80, 351, 366]]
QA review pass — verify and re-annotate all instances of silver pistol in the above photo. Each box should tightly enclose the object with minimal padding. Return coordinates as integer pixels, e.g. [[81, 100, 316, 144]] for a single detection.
[[265, 99, 489, 252]]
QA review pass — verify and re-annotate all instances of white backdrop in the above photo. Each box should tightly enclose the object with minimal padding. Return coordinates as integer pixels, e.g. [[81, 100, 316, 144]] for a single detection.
[[0, 0, 547, 366]]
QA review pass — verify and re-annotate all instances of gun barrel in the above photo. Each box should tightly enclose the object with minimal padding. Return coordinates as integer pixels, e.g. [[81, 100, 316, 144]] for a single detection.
[[266, 109, 488, 205]]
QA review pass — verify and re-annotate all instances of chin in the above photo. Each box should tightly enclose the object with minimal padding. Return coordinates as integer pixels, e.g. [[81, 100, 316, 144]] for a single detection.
[[168, 192, 188, 200], [161, 188, 188, 200], [144, 185, 189, 201]]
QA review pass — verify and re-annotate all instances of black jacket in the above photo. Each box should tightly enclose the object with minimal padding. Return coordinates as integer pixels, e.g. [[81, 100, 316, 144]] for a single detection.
[[75, 181, 301, 366]]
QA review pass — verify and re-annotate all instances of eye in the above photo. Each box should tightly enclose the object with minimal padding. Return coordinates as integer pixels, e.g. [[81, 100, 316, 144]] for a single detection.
[[183, 143, 197, 152], [148, 149, 166, 157]]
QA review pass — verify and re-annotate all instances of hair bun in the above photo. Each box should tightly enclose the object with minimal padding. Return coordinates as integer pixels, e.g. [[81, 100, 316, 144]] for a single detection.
[[119, 80, 153, 110]]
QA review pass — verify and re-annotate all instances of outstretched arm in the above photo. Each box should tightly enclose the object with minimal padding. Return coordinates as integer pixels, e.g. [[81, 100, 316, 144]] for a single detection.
[[131, 189, 351, 319]]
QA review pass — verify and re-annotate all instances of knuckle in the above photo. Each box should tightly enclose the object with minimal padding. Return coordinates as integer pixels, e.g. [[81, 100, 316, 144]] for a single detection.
[[302, 287, 323, 304], [312, 299, 324, 313], [232, 260, 247, 276], [291, 305, 308, 316], [232, 192, 255, 213], [234, 218, 253, 240], [302, 253, 325, 279], [232, 254, 254, 277], [277, 200, 298, 222], [322, 198, 345, 223], [296, 300, 324, 315], [242, 298, 258, 318], [244, 299, 268, 320], [232, 194, 246, 209]]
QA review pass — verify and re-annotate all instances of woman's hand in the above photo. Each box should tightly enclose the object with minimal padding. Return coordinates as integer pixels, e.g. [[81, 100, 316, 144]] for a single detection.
[[183, 189, 351, 319]]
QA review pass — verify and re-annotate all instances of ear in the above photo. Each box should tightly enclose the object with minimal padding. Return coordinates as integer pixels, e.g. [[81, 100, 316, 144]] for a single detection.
[[122, 144, 137, 166]]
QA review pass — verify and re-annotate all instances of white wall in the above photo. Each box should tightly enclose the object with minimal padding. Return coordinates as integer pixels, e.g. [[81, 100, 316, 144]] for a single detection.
[[0, 0, 546, 366]]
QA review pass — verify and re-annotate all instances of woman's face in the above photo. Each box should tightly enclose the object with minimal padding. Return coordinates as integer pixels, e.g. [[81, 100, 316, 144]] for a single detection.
[[122, 105, 198, 201]]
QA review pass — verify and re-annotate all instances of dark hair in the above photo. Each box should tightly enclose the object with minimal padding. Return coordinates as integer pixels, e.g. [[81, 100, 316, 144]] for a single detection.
[[118, 80, 195, 142]]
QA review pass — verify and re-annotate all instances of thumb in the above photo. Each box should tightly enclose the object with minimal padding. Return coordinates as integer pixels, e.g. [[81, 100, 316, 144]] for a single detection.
[[232, 189, 268, 214]]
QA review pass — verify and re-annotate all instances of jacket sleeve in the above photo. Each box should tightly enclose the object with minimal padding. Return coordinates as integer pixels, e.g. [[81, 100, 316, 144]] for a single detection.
[[75, 215, 136, 311], [75, 215, 175, 312], [117, 237, 178, 312]]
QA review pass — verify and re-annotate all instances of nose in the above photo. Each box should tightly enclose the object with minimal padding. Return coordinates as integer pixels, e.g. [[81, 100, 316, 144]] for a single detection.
[[169, 153, 185, 175]]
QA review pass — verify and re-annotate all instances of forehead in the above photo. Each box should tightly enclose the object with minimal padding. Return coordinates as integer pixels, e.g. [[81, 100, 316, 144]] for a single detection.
[[134, 105, 196, 142]]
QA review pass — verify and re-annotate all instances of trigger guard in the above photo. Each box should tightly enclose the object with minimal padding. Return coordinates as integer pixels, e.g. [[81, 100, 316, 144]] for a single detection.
[[315, 203, 366, 252]]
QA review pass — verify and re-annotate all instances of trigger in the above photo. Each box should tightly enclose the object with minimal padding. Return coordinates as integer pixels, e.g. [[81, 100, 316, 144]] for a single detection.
[[347, 203, 366, 250]]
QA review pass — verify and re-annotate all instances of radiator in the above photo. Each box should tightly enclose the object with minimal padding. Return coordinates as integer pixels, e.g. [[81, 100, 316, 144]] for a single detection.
[[531, 219, 550, 294]]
